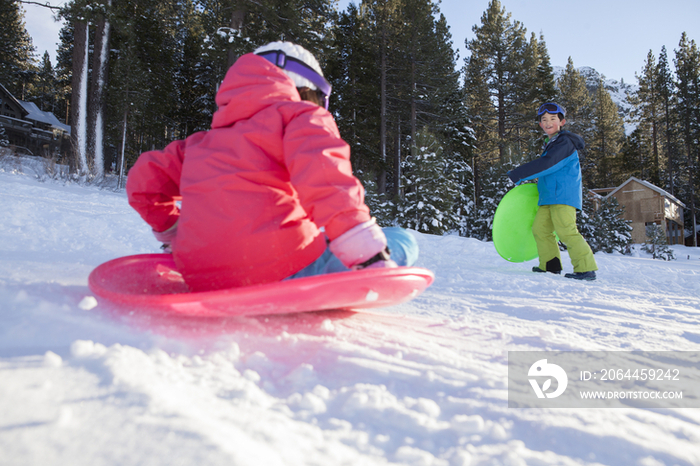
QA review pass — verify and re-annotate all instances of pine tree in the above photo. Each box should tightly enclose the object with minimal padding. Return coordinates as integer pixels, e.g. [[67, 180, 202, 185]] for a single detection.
[[360, 168, 396, 228], [629, 50, 663, 185], [32, 52, 58, 112], [577, 193, 632, 254], [595, 197, 633, 254], [0, 0, 36, 97], [395, 0, 470, 200], [329, 4, 381, 176], [464, 0, 528, 166], [588, 78, 625, 189], [332, 0, 468, 206], [516, 32, 557, 162], [54, 22, 74, 126], [464, 0, 547, 228], [469, 161, 517, 241], [173, 0, 212, 137], [657, 46, 677, 195], [98, 0, 180, 177], [604, 197, 633, 254], [577, 191, 599, 251], [367, 0, 398, 195], [432, 13, 474, 168], [618, 128, 644, 180], [521, 33, 557, 108], [673, 32, 700, 247], [642, 223, 675, 260], [556, 57, 594, 146], [397, 127, 460, 235], [447, 151, 474, 237], [0, 125, 9, 148]]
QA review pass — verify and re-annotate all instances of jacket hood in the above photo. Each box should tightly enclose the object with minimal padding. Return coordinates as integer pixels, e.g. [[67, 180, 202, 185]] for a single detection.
[[558, 130, 585, 152], [211, 53, 301, 128]]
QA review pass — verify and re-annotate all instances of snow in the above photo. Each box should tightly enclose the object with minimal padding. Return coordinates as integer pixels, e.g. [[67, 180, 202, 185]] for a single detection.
[[1, 166, 700, 466]]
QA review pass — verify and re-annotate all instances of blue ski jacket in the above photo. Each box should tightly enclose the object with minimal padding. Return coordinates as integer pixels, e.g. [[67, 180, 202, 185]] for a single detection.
[[507, 130, 585, 210]]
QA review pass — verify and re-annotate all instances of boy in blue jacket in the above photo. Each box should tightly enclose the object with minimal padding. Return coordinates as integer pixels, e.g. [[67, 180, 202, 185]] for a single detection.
[[507, 103, 598, 280]]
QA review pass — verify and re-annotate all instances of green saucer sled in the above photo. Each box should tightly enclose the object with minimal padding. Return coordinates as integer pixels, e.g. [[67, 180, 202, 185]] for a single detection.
[[492, 183, 540, 262]]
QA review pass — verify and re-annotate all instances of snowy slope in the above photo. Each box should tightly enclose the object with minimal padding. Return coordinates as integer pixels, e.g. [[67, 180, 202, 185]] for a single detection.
[[1, 165, 700, 466]]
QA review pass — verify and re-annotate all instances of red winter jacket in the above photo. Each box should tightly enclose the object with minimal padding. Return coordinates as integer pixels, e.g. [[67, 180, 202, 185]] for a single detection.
[[126, 53, 370, 291]]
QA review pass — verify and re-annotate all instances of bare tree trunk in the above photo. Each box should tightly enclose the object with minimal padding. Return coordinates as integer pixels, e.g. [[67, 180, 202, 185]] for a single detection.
[[227, 6, 246, 68], [394, 118, 401, 198], [693, 147, 698, 247], [378, 20, 387, 196], [665, 100, 674, 195], [88, 1, 112, 178], [118, 101, 128, 190], [410, 59, 416, 155], [70, 20, 89, 175]]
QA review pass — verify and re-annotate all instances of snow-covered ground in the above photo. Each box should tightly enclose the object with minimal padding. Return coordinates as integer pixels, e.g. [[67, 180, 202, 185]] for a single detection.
[[1, 161, 700, 466]]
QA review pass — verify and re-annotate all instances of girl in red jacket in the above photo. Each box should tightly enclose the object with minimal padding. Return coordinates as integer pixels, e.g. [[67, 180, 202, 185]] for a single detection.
[[126, 42, 418, 292]]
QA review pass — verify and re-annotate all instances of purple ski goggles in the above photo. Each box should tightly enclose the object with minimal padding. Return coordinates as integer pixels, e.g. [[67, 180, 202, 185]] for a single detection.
[[257, 50, 332, 110], [537, 102, 566, 118]]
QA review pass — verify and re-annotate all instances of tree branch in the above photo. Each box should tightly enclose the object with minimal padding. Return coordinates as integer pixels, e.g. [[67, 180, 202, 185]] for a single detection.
[[18, 1, 62, 11]]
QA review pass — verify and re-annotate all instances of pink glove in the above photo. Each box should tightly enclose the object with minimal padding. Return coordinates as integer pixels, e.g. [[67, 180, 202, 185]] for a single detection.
[[153, 222, 177, 253], [329, 219, 397, 270]]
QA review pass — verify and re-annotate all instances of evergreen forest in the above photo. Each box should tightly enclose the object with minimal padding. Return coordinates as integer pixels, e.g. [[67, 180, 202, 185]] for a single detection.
[[3, 0, 699, 242]]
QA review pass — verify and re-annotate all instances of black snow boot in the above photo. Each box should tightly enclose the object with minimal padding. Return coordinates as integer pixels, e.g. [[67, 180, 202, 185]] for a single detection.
[[532, 258, 562, 275]]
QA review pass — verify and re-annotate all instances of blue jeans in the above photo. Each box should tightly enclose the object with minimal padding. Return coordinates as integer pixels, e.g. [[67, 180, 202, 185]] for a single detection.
[[286, 227, 419, 280]]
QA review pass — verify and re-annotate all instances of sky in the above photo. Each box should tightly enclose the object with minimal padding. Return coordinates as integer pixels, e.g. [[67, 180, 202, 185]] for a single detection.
[[340, 0, 700, 84], [21, 1, 66, 64], [22, 0, 700, 84]]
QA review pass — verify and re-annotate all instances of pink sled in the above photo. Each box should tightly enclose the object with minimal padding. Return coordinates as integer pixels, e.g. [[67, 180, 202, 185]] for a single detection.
[[88, 254, 434, 317]]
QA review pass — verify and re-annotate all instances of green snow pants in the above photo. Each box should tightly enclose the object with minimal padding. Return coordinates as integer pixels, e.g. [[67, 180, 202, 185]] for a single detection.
[[532, 204, 598, 273]]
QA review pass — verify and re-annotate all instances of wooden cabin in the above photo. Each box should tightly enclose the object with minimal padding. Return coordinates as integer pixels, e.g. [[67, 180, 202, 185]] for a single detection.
[[0, 84, 70, 158], [605, 177, 686, 245]]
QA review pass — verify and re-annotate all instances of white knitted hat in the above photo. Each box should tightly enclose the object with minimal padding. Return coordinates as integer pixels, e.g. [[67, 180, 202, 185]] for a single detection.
[[254, 41, 324, 90]]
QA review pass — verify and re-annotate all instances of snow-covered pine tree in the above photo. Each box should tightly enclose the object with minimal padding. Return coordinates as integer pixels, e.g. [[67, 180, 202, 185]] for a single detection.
[[577, 193, 632, 254], [469, 161, 517, 241], [577, 191, 599, 251], [0, 126, 9, 148], [358, 169, 396, 227], [446, 151, 474, 237], [642, 223, 675, 260], [397, 127, 460, 234], [594, 196, 633, 254]]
